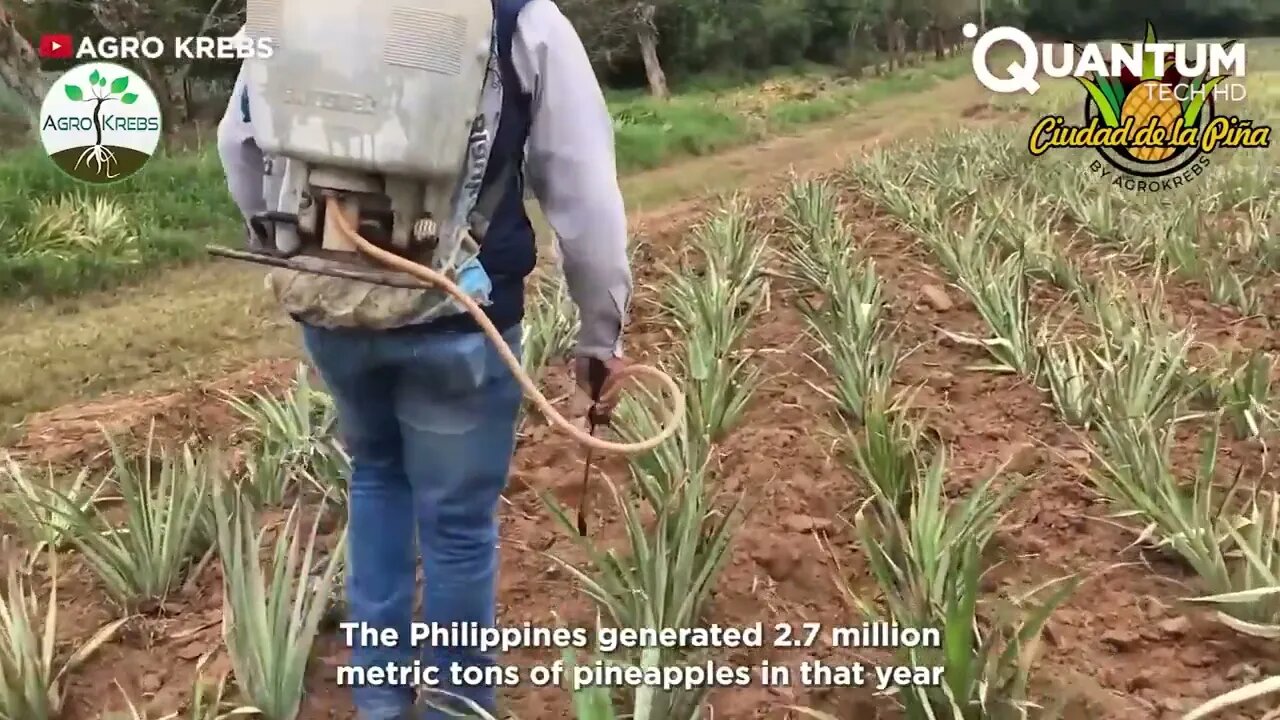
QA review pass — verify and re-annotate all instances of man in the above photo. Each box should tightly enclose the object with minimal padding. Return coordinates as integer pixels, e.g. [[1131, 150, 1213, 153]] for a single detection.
[[216, 1, 631, 718]]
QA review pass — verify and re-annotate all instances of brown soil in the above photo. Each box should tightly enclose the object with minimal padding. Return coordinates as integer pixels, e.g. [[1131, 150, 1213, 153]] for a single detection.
[[10, 86, 1277, 720], [8, 360, 300, 467]]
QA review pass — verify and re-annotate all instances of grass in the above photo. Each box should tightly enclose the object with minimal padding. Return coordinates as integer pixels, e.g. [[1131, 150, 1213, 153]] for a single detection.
[[610, 60, 968, 170], [0, 149, 238, 297]]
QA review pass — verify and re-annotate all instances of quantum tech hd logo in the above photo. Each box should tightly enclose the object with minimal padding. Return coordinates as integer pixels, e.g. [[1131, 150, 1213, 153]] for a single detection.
[[964, 21, 1271, 191], [39, 62, 162, 184]]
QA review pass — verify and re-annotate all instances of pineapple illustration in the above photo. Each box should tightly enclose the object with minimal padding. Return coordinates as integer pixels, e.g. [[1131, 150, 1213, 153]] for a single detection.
[[1074, 21, 1232, 166], [1117, 23, 1181, 161], [1120, 81, 1181, 161]]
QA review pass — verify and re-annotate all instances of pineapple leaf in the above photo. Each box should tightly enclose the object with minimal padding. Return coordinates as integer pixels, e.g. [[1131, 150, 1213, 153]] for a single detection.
[[1185, 75, 1227, 126], [1098, 76, 1123, 115], [1141, 20, 1160, 80], [1077, 76, 1122, 126], [1180, 75, 1206, 112]]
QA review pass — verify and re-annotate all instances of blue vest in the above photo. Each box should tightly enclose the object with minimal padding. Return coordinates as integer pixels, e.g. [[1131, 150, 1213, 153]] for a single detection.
[[427, 0, 536, 334]]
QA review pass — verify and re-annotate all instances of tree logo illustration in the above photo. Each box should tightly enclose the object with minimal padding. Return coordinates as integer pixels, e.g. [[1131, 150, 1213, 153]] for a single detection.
[[38, 62, 163, 184]]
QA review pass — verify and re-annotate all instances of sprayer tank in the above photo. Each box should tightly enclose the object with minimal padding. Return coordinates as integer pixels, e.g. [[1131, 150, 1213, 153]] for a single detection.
[[240, 0, 494, 180]]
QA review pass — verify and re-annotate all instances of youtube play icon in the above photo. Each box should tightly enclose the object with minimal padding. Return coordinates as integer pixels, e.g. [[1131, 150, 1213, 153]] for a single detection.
[[38, 34, 73, 59]]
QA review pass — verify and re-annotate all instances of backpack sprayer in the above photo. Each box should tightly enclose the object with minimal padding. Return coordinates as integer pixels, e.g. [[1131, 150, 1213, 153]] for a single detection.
[[205, 0, 683, 530]]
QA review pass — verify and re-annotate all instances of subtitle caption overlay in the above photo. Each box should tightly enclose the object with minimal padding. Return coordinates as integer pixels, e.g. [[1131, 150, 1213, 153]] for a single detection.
[[336, 621, 945, 691]]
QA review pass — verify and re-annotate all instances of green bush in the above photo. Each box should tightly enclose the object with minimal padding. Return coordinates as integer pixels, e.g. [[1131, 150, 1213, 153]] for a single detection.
[[0, 145, 238, 298]]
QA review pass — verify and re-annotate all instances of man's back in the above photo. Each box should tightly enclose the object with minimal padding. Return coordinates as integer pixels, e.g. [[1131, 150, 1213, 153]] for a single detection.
[[215, 3, 632, 718]]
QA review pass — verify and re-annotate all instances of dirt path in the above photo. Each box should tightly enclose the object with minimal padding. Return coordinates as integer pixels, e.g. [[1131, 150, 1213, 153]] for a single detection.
[[2, 73, 1002, 449]]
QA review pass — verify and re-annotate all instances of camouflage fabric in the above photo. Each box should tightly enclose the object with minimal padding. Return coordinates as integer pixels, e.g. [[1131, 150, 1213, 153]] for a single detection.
[[266, 267, 463, 329], [263, 227, 491, 329]]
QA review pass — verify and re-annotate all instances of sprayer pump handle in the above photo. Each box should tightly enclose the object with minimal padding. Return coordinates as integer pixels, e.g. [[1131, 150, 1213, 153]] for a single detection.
[[585, 357, 609, 400], [584, 358, 612, 426]]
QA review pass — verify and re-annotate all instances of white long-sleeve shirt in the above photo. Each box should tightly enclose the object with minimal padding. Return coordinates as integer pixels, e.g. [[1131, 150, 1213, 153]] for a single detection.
[[216, 0, 631, 359]]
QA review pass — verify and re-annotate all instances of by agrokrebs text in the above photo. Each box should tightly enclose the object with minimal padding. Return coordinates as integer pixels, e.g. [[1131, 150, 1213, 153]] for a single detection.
[[76, 34, 274, 60]]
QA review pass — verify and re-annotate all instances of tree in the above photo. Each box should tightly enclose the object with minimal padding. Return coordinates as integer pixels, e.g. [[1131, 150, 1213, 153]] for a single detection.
[[558, 0, 672, 97], [3, 0, 1272, 111], [0, 5, 45, 123], [635, 2, 670, 97], [89, 0, 239, 124]]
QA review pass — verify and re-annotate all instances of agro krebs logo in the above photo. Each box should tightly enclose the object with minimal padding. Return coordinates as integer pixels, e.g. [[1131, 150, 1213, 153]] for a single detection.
[[1028, 22, 1270, 191], [39, 62, 162, 184]]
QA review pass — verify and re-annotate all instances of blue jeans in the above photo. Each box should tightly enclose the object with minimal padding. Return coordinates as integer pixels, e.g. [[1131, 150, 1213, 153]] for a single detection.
[[303, 322, 523, 720]]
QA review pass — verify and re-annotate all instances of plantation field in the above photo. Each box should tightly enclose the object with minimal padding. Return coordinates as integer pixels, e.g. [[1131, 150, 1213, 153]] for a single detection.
[[0, 58, 968, 301], [2, 42, 1279, 720], [0, 59, 982, 436]]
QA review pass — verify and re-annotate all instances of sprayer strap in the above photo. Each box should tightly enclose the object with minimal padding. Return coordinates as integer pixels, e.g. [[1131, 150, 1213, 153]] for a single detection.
[[468, 159, 519, 242]]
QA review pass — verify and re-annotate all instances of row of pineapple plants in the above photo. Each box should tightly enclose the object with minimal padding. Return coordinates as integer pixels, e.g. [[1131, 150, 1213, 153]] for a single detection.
[[0, 194, 774, 719], [0, 262, 602, 720], [1034, 150, 1275, 316], [854, 127, 1277, 440], [0, 423, 348, 719], [1019, 78, 1276, 316], [530, 197, 767, 720], [989, 76, 1278, 317], [778, 176, 1077, 718], [851, 132, 1280, 717]]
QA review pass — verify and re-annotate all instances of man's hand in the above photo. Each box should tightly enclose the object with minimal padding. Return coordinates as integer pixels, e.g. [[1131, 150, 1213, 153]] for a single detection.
[[574, 356, 628, 424]]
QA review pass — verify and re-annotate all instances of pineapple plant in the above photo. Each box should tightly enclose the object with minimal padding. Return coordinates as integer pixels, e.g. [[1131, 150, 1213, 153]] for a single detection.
[[1075, 22, 1234, 163], [1115, 22, 1183, 161]]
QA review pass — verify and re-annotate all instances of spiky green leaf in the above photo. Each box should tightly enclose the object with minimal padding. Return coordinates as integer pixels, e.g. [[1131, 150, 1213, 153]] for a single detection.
[[1077, 76, 1121, 126], [1140, 21, 1162, 80], [1185, 76, 1228, 126]]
